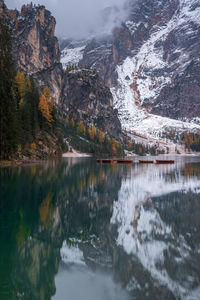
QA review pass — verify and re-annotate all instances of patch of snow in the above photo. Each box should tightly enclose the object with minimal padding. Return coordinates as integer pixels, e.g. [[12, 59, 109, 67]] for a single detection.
[[126, 276, 141, 292], [61, 45, 86, 69], [60, 241, 85, 265], [125, 21, 141, 35], [183, 117, 200, 125]]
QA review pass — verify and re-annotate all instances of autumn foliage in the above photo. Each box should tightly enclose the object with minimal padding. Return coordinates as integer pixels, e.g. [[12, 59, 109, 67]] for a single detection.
[[39, 86, 54, 125], [88, 126, 97, 140], [183, 131, 200, 152], [63, 114, 124, 155], [98, 129, 105, 143]]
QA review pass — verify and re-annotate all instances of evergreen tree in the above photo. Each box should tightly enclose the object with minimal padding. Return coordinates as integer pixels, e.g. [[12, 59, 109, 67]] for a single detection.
[[0, 9, 18, 159]]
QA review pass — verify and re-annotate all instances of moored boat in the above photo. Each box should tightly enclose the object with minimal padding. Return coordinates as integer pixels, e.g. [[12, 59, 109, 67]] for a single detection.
[[114, 159, 133, 164], [156, 160, 175, 164], [139, 160, 154, 164], [97, 158, 133, 164]]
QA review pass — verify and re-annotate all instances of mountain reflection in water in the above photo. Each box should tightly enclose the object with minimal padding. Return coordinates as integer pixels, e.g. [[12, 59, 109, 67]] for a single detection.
[[0, 157, 200, 300], [111, 160, 200, 299]]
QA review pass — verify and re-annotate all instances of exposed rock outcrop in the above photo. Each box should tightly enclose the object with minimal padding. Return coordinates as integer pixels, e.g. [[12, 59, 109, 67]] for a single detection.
[[9, 3, 63, 104], [151, 59, 200, 119], [61, 68, 122, 139]]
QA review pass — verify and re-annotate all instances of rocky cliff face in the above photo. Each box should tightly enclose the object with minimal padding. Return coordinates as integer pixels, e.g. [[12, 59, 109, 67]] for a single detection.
[[9, 3, 63, 104], [12, 5, 59, 72], [151, 59, 200, 119], [61, 68, 122, 139]]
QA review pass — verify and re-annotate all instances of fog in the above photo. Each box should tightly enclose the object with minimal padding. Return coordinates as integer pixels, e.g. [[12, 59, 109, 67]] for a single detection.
[[5, 0, 130, 39]]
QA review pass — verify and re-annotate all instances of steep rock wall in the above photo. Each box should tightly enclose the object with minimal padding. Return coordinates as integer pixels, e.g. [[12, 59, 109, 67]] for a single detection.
[[61, 68, 122, 139], [9, 3, 63, 104]]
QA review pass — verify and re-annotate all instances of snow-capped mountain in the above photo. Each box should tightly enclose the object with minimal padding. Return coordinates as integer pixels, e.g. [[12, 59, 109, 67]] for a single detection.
[[60, 0, 200, 147], [6, 0, 200, 149]]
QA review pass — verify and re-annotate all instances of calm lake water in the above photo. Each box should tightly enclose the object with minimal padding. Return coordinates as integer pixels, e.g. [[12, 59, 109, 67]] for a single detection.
[[0, 156, 200, 300]]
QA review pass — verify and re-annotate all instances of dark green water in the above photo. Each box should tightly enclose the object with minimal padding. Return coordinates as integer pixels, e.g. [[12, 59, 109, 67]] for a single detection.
[[0, 156, 200, 300]]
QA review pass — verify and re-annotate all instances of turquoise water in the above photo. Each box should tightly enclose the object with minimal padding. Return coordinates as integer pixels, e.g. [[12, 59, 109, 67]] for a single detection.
[[0, 157, 200, 299]]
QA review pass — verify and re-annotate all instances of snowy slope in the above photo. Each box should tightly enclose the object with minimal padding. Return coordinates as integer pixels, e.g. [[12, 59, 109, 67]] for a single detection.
[[60, 40, 88, 68], [111, 0, 200, 142], [61, 45, 86, 68], [111, 56, 200, 141]]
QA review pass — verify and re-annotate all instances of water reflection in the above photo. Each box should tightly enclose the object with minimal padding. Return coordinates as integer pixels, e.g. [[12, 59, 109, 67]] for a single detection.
[[111, 161, 200, 299], [53, 242, 129, 300], [54, 265, 128, 300], [0, 158, 125, 300], [0, 157, 200, 299]]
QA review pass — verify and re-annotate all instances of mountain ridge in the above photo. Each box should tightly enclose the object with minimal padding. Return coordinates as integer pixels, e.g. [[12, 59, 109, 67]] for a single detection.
[[60, 0, 200, 152], [61, 0, 200, 122], [1, 0, 200, 155]]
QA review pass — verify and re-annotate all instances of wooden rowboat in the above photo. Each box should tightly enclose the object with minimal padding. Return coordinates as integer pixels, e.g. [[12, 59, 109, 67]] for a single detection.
[[156, 160, 174, 164], [97, 158, 133, 164], [139, 160, 154, 164], [114, 159, 133, 164]]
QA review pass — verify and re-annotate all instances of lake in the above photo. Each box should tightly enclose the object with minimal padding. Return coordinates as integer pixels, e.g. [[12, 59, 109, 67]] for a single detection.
[[0, 156, 200, 300]]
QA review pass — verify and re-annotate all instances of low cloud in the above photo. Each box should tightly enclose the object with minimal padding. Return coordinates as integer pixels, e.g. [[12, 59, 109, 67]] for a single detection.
[[5, 0, 129, 39]]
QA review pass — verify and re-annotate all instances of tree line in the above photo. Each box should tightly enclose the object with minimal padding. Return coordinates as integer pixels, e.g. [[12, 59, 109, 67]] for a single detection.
[[64, 114, 124, 156], [183, 131, 200, 152], [0, 10, 63, 160]]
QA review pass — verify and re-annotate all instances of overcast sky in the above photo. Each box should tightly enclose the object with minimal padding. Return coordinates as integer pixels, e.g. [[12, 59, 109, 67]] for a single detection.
[[5, 0, 129, 39]]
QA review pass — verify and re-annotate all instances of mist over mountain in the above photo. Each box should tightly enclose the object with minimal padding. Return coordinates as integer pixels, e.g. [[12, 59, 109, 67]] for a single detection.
[[5, 0, 130, 39]]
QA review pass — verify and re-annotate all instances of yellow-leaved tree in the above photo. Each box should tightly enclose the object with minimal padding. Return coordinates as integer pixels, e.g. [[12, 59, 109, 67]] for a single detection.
[[39, 86, 54, 125], [98, 129, 104, 144], [88, 125, 96, 140], [65, 115, 69, 126], [112, 139, 117, 155], [128, 140, 133, 149], [77, 121, 86, 136]]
